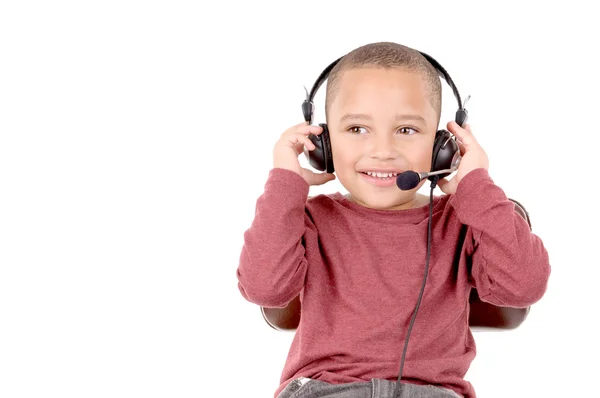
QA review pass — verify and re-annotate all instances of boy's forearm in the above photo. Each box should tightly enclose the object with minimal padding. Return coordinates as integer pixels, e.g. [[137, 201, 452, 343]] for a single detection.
[[449, 168, 551, 307], [236, 168, 312, 308]]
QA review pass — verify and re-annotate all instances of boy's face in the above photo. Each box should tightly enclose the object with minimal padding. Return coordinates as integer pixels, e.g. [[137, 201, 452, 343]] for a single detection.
[[327, 67, 439, 210]]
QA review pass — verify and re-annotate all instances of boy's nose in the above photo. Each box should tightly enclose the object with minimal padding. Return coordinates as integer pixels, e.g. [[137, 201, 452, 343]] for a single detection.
[[369, 134, 398, 160]]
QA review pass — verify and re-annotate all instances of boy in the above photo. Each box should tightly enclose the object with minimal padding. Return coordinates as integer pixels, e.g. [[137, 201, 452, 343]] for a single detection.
[[236, 42, 550, 398]]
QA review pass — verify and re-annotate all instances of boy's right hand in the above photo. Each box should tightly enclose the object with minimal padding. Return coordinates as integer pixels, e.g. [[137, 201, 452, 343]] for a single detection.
[[273, 121, 336, 186]]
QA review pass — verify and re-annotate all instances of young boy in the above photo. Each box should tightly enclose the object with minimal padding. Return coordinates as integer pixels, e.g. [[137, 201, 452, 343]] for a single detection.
[[236, 42, 551, 398]]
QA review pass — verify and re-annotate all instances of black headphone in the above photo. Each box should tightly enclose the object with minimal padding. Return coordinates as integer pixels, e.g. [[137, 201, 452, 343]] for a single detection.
[[301, 51, 469, 184]]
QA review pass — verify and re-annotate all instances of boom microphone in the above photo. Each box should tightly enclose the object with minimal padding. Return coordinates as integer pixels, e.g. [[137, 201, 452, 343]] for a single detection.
[[396, 167, 458, 190]]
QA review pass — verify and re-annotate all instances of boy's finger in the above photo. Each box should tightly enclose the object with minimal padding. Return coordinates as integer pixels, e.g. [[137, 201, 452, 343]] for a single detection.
[[287, 123, 324, 137], [293, 141, 306, 155], [455, 139, 466, 155], [286, 133, 316, 152], [447, 121, 477, 147]]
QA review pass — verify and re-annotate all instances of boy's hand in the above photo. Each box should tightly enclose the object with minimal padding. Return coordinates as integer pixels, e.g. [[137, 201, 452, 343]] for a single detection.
[[437, 121, 489, 195], [273, 121, 336, 186]]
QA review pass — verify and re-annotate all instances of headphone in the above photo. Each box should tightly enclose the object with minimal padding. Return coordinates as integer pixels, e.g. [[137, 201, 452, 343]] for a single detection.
[[301, 51, 469, 184]]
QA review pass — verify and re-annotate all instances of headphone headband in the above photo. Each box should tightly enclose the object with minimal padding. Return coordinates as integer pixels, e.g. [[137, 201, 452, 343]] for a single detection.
[[302, 50, 468, 127]]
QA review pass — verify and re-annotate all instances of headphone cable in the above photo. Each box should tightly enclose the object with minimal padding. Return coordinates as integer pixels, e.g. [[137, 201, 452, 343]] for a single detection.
[[393, 176, 439, 398]]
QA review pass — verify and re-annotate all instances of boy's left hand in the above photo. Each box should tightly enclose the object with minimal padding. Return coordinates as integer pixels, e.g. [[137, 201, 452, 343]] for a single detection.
[[437, 121, 489, 195]]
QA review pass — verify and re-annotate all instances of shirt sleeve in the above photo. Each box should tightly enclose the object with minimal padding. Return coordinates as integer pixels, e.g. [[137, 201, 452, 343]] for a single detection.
[[449, 168, 551, 308], [236, 168, 318, 308]]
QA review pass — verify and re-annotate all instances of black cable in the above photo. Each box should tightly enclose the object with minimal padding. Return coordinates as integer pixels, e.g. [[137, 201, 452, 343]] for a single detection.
[[393, 176, 439, 398]]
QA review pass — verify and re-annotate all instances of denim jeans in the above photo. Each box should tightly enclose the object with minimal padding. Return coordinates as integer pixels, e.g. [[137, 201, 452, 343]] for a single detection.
[[276, 377, 463, 398]]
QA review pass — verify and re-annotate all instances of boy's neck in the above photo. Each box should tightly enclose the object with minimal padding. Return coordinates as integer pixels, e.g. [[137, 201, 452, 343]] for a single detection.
[[343, 193, 431, 211]]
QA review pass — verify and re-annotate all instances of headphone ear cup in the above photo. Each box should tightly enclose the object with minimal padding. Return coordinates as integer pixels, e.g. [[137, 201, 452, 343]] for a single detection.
[[430, 129, 459, 181], [306, 123, 335, 173]]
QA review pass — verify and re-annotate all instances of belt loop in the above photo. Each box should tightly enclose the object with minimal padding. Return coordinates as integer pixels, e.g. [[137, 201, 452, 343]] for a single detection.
[[371, 378, 378, 398]]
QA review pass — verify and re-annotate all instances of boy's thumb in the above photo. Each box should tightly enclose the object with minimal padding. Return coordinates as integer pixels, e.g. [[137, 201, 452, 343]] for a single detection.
[[310, 172, 336, 186], [437, 177, 457, 194]]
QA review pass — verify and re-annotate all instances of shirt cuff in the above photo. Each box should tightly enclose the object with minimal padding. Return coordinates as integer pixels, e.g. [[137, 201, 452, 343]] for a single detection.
[[266, 168, 310, 201], [449, 168, 508, 223]]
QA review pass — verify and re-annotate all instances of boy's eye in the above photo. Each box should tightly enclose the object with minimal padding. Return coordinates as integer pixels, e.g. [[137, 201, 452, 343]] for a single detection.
[[348, 126, 367, 134], [398, 127, 418, 135], [347, 126, 418, 135]]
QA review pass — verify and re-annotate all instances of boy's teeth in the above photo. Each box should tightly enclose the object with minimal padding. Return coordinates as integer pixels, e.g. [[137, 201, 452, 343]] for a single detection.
[[366, 171, 398, 178]]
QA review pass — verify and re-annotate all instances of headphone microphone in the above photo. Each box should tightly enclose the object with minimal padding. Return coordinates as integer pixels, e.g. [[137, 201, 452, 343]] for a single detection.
[[396, 167, 456, 191], [397, 153, 462, 190]]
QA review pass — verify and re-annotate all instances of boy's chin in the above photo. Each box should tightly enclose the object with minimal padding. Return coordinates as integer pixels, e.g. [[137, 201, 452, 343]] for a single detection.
[[339, 175, 419, 210]]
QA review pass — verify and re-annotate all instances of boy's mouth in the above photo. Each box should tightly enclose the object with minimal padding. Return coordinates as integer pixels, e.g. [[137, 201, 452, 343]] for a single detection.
[[360, 171, 399, 179], [359, 171, 401, 187]]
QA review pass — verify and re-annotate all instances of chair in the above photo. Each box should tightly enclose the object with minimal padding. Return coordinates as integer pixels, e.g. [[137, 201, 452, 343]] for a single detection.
[[261, 198, 532, 332]]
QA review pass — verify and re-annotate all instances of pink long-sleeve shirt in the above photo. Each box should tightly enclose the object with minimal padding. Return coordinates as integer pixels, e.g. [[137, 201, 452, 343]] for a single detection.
[[236, 167, 550, 398]]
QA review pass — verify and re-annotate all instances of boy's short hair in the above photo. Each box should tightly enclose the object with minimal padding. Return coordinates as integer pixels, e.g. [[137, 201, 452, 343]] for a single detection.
[[325, 42, 442, 126]]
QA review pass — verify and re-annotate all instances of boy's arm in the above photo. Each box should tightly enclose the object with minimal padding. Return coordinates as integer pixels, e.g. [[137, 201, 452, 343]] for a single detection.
[[449, 168, 551, 308], [236, 168, 316, 308]]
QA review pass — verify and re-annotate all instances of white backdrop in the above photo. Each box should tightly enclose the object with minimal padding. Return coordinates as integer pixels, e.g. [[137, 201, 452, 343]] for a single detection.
[[1, 1, 598, 397]]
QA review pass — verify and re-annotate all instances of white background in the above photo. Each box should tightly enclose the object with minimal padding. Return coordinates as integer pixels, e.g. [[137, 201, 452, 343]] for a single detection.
[[1, 1, 598, 397]]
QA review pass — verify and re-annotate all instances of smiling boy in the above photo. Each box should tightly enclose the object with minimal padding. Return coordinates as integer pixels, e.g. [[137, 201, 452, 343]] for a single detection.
[[236, 42, 550, 398]]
